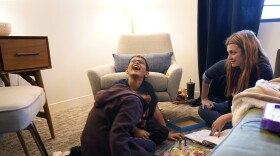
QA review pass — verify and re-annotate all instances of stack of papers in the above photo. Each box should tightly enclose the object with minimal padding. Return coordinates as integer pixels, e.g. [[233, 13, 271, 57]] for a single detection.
[[184, 129, 231, 146]]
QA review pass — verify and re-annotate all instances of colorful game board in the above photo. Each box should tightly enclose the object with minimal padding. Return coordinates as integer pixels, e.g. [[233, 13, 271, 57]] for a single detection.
[[162, 138, 212, 156]]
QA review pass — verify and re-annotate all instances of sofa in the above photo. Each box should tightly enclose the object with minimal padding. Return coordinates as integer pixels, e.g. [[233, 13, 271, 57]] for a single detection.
[[210, 75, 280, 156], [210, 108, 280, 156]]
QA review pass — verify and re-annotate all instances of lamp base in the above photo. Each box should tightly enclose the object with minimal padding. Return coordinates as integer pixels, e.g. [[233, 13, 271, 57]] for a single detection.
[[0, 22, 11, 36]]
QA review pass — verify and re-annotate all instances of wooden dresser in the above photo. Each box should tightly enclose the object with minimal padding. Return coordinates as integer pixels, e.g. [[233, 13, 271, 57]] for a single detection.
[[0, 36, 55, 138]]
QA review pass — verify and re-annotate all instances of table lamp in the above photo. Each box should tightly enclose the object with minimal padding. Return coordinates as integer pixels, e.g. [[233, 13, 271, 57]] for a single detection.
[[0, 22, 11, 36]]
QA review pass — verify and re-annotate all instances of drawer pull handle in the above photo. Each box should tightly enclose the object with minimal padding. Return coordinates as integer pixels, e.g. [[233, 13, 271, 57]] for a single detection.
[[15, 52, 39, 56]]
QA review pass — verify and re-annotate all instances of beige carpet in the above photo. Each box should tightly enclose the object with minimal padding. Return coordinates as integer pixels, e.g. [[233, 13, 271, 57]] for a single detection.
[[0, 102, 207, 156]]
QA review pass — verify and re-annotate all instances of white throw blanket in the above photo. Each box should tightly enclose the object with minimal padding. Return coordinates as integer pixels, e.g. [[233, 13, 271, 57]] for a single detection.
[[231, 77, 280, 126]]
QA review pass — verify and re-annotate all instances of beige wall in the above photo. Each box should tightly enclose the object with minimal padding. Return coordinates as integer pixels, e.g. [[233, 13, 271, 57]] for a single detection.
[[0, 0, 279, 107]]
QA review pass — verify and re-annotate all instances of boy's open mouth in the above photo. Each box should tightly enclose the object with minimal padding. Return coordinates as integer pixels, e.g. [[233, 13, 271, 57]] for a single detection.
[[132, 65, 140, 71]]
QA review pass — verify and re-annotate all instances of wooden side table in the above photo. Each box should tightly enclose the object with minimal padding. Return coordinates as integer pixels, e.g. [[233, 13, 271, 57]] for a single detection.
[[0, 36, 55, 138]]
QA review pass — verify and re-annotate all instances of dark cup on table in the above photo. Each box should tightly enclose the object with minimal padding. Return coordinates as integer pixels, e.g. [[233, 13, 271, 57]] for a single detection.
[[187, 82, 195, 99]]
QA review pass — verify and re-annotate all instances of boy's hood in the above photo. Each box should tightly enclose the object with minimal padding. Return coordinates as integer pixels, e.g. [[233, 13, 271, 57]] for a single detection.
[[94, 83, 148, 108]]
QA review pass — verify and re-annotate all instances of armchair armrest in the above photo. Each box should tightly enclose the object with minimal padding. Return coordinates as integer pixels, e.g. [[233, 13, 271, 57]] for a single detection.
[[166, 63, 183, 101], [87, 63, 115, 96]]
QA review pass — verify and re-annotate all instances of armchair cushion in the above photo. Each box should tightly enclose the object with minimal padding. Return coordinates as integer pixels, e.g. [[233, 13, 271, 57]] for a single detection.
[[113, 52, 173, 74]]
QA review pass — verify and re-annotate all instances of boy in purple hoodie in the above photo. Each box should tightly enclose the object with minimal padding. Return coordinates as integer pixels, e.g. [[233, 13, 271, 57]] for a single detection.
[[81, 56, 156, 156]]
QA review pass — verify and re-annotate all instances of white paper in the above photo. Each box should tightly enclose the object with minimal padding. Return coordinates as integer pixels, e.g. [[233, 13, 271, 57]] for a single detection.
[[184, 129, 231, 145]]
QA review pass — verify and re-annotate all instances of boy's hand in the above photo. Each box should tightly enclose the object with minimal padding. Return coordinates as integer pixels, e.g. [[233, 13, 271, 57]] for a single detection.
[[140, 94, 151, 104], [132, 128, 150, 139], [168, 132, 183, 141]]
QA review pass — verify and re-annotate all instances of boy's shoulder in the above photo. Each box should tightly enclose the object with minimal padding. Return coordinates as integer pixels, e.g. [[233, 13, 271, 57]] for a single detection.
[[112, 79, 128, 86]]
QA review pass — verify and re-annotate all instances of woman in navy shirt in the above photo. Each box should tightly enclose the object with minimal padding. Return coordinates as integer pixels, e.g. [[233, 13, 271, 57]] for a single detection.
[[198, 30, 273, 136]]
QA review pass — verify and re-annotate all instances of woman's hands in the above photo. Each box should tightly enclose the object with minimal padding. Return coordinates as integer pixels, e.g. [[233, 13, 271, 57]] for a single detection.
[[201, 99, 215, 109], [210, 115, 226, 137], [210, 113, 232, 137]]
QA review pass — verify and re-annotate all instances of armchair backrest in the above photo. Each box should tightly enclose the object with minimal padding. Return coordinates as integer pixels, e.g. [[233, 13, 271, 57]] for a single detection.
[[117, 33, 175, 61]]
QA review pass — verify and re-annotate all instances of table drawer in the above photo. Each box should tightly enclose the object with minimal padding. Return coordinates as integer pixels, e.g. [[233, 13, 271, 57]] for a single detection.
[[0, 37, 51, 72]]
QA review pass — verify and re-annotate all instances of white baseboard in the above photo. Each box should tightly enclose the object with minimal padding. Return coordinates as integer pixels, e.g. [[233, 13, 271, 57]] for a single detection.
[[48, 91, 201, 113], [48, 94, 94, 113]]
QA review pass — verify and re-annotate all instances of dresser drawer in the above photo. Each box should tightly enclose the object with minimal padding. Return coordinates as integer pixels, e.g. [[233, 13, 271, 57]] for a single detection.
[[0, 37, 51, 72]]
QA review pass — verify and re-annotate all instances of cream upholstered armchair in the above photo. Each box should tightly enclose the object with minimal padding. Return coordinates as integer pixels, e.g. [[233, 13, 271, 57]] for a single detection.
[[87, 33, 182, 102]]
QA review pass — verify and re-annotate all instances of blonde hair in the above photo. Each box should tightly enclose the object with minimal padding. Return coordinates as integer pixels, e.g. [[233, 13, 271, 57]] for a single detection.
[[225, 30, 269, 96]]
